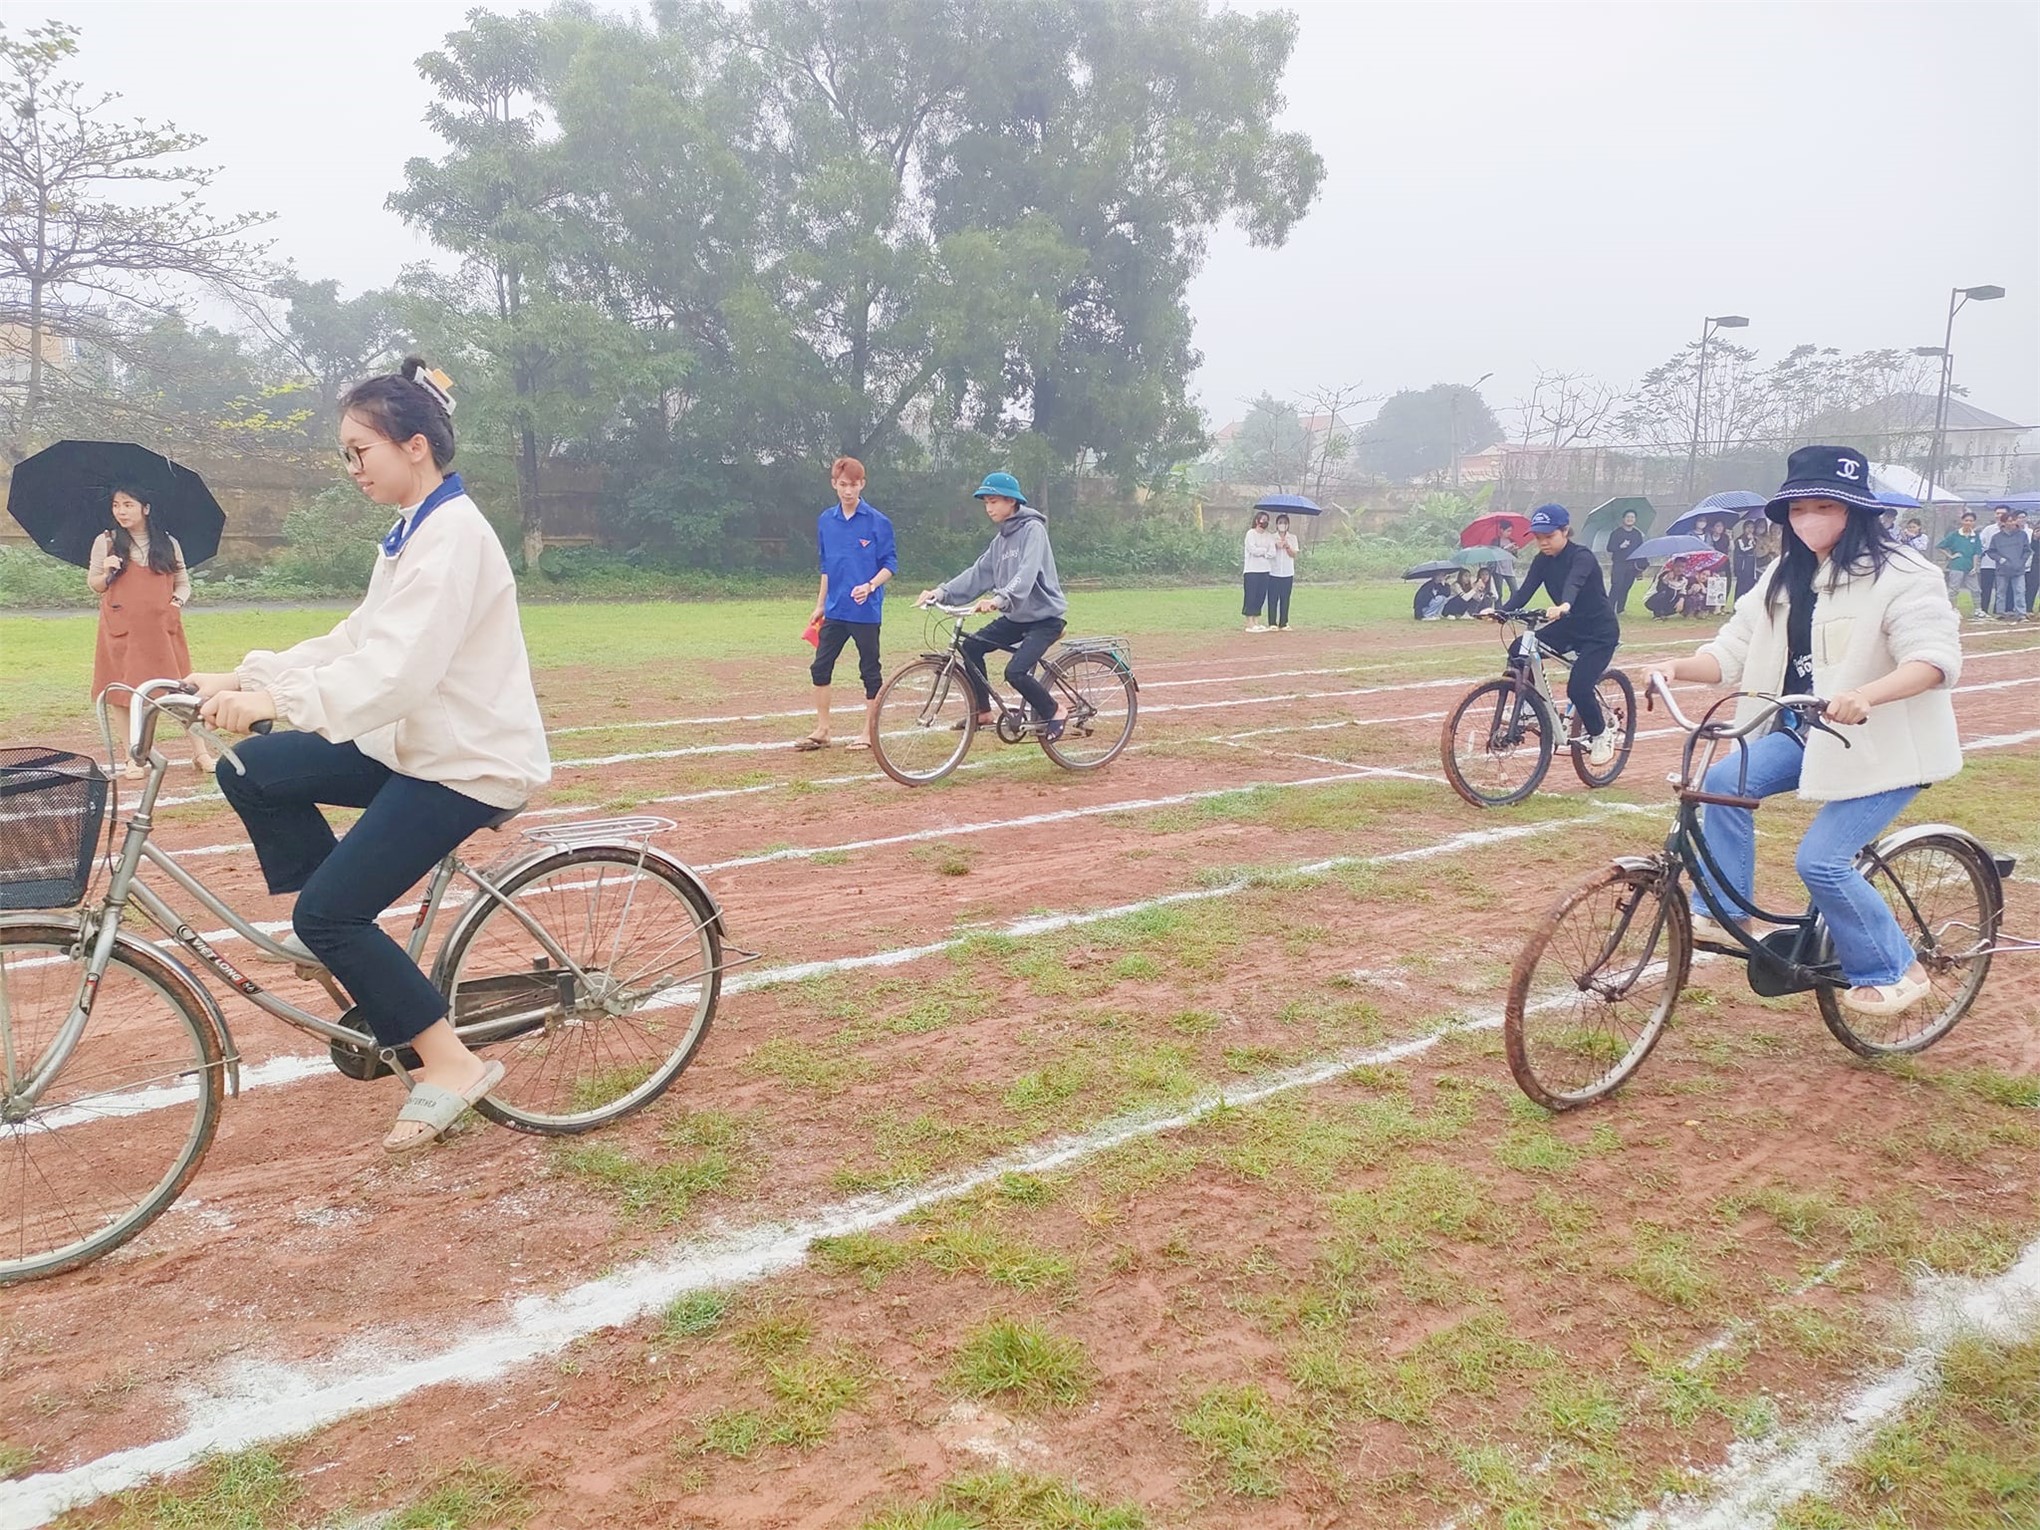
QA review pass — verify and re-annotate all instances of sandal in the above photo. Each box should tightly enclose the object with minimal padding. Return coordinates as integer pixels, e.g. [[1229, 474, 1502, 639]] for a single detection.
[[383, 1061, 504, 1155], [792, 735, 829, 752], [1838, 970, 1932, 1017]]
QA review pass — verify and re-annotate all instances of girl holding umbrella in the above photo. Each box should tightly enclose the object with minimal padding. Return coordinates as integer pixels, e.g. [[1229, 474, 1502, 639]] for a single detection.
[[87, 483, 211, 777]]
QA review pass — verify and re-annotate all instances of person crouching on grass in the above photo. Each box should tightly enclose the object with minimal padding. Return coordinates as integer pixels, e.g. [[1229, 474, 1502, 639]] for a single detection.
[[185, 357, 550, 1154], [1645, 446, 1960, 1019], [918, 472, 1068, 741], [797, 456, 896, 751]]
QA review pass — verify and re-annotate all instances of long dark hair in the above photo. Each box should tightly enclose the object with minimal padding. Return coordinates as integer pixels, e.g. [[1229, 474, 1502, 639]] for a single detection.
[[339, 355, 456, 468], [1765, 502, 1895, 617], [108, 482, 175, 576]]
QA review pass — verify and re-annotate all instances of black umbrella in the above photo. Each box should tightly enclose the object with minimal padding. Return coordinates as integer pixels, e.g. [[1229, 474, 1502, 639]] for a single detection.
[[1402, 560, 1461, 580], [6, 440, 227, 568]]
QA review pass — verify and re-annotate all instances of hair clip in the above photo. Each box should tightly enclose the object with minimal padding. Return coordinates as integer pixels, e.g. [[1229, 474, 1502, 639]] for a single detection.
[[413, 365, 457, 414]]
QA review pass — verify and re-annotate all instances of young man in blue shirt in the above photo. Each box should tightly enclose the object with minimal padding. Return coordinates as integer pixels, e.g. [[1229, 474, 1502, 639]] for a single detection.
[[798, 456, 898, 750]]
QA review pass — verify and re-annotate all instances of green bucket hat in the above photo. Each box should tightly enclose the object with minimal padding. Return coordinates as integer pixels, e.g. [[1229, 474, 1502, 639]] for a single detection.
[[972, 471, 1029, 505]]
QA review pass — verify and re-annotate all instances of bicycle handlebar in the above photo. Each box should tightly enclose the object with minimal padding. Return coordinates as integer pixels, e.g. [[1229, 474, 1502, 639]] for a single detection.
[[1644, 675, 1851, 748], [918, 601, 979, 618], [110, 678, 255, 776]]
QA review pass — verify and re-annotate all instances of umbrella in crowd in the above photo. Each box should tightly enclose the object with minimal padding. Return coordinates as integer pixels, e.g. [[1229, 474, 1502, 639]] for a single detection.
[[1580, 496, 1654, 550], [1402, 560, 1462, 580], [6, 440, 227, 568], [1874, 489, 1922, 509], [1451, 545, 1515, 568], [1666, 504, 1764, 538], [1459, 512, 1532, 549], [1632, 534, 1713, 563], [1692, 490, 1766, 515], [1253, 493, 1323, 516], [1667, 551, 1726, 575], [1984, 491, 2040, 512]]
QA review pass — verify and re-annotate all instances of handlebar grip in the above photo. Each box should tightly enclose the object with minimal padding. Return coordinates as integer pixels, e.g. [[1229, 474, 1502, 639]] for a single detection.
[[251, 720, 274, 734]]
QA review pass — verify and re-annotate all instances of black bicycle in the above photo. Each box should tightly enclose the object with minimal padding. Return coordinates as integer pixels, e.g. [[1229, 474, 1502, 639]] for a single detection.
[[1504, 678, 2008, 1110], [1441, 610, 1636, 808], [868, 604, 1139, 786]]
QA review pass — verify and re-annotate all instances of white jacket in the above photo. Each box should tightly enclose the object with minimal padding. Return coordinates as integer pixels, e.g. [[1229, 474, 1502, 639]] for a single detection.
[[1697, 548, 1962, 803], [1243, 528, 1276, 573], [237, 490, 551, 810]]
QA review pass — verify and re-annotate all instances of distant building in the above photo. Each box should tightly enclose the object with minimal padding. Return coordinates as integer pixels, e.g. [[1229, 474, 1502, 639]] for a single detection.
[[1808, 392, 2029, 498], [0, 321, 83, 385]]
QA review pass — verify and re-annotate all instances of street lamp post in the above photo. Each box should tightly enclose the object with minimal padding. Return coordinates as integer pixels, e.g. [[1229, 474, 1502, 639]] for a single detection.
[[1449, 371, 1494, 491], [1920, 284, 2006, 505], [1684, 314, 1748, 504]]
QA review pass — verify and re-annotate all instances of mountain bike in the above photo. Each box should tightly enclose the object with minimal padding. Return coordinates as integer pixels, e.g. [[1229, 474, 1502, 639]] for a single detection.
[[1440, 611, 1636, 808], [1502, 678, 2007, 1110], [868, 605, 1139, 786], [0, 679, 752, 1283]]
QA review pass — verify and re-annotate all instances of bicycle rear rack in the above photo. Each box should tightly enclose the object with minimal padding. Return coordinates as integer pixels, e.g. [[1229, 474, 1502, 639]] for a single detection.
[[1057, 635, 1135, 670], [520, 815, 676, 847]]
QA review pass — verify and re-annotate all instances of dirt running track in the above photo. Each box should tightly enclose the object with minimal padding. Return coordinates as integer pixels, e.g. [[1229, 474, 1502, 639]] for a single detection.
[[3, 619, 2037, 1528]]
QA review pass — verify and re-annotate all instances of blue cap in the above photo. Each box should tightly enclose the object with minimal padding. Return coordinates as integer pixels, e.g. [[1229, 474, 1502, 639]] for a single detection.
[[972, 471, 1029, 505], [1528, 503, 1570, 533]]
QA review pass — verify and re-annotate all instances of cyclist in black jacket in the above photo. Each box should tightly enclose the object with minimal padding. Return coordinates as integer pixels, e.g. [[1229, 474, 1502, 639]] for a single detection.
[[1497, 503, 1622, 768]]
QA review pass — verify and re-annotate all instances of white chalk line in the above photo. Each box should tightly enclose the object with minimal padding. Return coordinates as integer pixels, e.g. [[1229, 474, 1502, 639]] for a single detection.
[[1620, 1242, 2040, 1529], [30, 804, 1601, 1125], [1, 1004, 1525, 1527]]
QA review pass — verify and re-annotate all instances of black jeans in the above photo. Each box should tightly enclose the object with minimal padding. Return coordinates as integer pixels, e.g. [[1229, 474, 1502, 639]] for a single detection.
[[959, 614, 1066, 720], [217, 732, 505, 1045], [1536, 618, 1617, 738], [1241, 570, 1269, 619], [1267, 575, 1294, 628], [1609, 564, 1640, 614], [810, 618, 882, 698]]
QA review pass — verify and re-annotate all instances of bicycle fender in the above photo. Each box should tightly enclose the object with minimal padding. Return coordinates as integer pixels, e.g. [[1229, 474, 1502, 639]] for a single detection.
[[432, 843, 732, 988], [1609, 855, 1663, 878], [1860, 823, 2007, 910], [0, 911, 240, 1097]]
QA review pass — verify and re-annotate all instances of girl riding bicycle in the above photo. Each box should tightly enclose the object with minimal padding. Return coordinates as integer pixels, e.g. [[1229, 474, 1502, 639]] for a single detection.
[[1645, 445, 1961, 1019], [1496, 504, 1621, 769], [186, 358, 552, 1152]]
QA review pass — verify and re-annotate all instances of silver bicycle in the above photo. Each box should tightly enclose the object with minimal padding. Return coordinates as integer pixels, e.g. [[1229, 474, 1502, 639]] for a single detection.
[[0, 679, 750, 1284]]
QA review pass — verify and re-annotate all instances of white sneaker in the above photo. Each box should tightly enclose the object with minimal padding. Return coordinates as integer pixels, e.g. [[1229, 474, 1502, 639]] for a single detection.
[[1587, 731, 1617, 768]]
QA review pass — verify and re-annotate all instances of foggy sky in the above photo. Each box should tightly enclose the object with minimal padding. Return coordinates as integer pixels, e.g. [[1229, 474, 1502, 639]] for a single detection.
[[22, 0, 2040, 436]]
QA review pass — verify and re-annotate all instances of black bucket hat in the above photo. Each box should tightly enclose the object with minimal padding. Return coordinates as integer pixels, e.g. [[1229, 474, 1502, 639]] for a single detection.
[[1765, 445, 1883, 523]]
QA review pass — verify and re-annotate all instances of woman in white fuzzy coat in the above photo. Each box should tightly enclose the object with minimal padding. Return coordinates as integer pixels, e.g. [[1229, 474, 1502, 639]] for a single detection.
[[1647, 446, 1963, 1019]]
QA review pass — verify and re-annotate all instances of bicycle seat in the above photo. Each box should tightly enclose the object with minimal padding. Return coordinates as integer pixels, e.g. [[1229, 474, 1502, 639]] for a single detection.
[[483, 805, 522, 831]]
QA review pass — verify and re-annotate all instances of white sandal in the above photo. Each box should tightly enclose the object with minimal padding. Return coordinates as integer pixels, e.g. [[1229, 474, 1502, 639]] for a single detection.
[[383, 1061, 504, 1154], [1838, 970, 1932, 1017]]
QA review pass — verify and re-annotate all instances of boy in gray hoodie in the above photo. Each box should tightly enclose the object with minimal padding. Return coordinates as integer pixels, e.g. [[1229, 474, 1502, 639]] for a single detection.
[[919, 472, 1070, 739]]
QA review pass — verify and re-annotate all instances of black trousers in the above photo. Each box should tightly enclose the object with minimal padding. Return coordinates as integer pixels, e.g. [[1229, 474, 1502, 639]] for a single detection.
[[1979, 565, 1996, 609], [960, 614, 1065, 719], [216, 732, 503, 1045], [810, 618, 883, 698], [1609, 563, 1640, 614], [1267, 575, 1294, 628], [1242, 570, 1270, 618], [1536, 617, 1617, 738]]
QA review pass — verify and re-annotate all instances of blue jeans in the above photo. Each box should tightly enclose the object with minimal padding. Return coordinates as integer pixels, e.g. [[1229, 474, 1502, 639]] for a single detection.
[[217, 732, 505, 1045], [1994, 571, 2028, 616], [1693, 728, 1920, 986]]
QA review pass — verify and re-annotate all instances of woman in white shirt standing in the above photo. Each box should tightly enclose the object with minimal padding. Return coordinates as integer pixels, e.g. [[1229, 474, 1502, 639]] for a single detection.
[[1266, 513, 1300, 630], [187, 358, 552, 1152], [1646, 446, 1962, 1019], [1241, 510, 1276, 632]]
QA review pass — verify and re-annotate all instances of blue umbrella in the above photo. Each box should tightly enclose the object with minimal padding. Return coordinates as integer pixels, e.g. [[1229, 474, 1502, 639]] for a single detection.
[[1694, 490, 1766, 513], [1633, 535, 1713, 562], [1253, 493, 1322, 516], [1874, 488, 1921, 509], [1976, 491, 2040, 511], [1666, 503, 1766, 538]]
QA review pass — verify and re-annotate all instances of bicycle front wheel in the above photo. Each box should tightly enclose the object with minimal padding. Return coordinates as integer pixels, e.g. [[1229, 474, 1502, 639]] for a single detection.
[[1442, 680, 1555, 808], [1506, 863, 1690, 1110], [1, 922, 223, 1285], [437, 848, 722, 1134], [1570, 670, 1638, 789], [871, 657, 975, 786], [1039, 652, 1138, 770], [1815, 832, 1998, 1057]]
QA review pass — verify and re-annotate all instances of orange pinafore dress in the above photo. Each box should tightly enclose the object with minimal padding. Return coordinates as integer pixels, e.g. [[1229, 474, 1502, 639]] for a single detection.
[[92, 536, 193, 701]]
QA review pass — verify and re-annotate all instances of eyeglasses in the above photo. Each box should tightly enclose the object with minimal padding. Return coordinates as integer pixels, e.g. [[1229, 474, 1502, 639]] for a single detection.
[[339, 439, 393, 473]]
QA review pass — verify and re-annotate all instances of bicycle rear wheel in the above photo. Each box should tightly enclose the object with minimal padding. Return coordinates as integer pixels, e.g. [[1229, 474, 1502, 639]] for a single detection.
[[1, 922, 223, 1284], [1569, 670, 1637, 789], [1506, 863, 1690, 1110], [437, 847, 722, 1134], [1442, 680, 1555, 808], [871, 657, 974, 786], [1815, 832, 1998, 1057], [1038, 652, 1137, 770]]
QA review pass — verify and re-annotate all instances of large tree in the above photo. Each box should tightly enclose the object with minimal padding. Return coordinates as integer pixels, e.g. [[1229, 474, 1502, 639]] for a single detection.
[[0, 20, 273, 460], [1356, 384, 1502, 482]]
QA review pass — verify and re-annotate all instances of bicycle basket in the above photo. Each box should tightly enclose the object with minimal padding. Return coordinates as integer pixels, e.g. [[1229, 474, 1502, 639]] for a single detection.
[[0, 747, 108, 910], [1056, 635, 1134, 672]]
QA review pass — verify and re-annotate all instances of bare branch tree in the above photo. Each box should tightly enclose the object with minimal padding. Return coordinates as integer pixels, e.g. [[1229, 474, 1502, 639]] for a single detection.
[[1296, 380, 1379, 498], [1513, 368, 1620, 449], [0, 20, 274, 459]]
